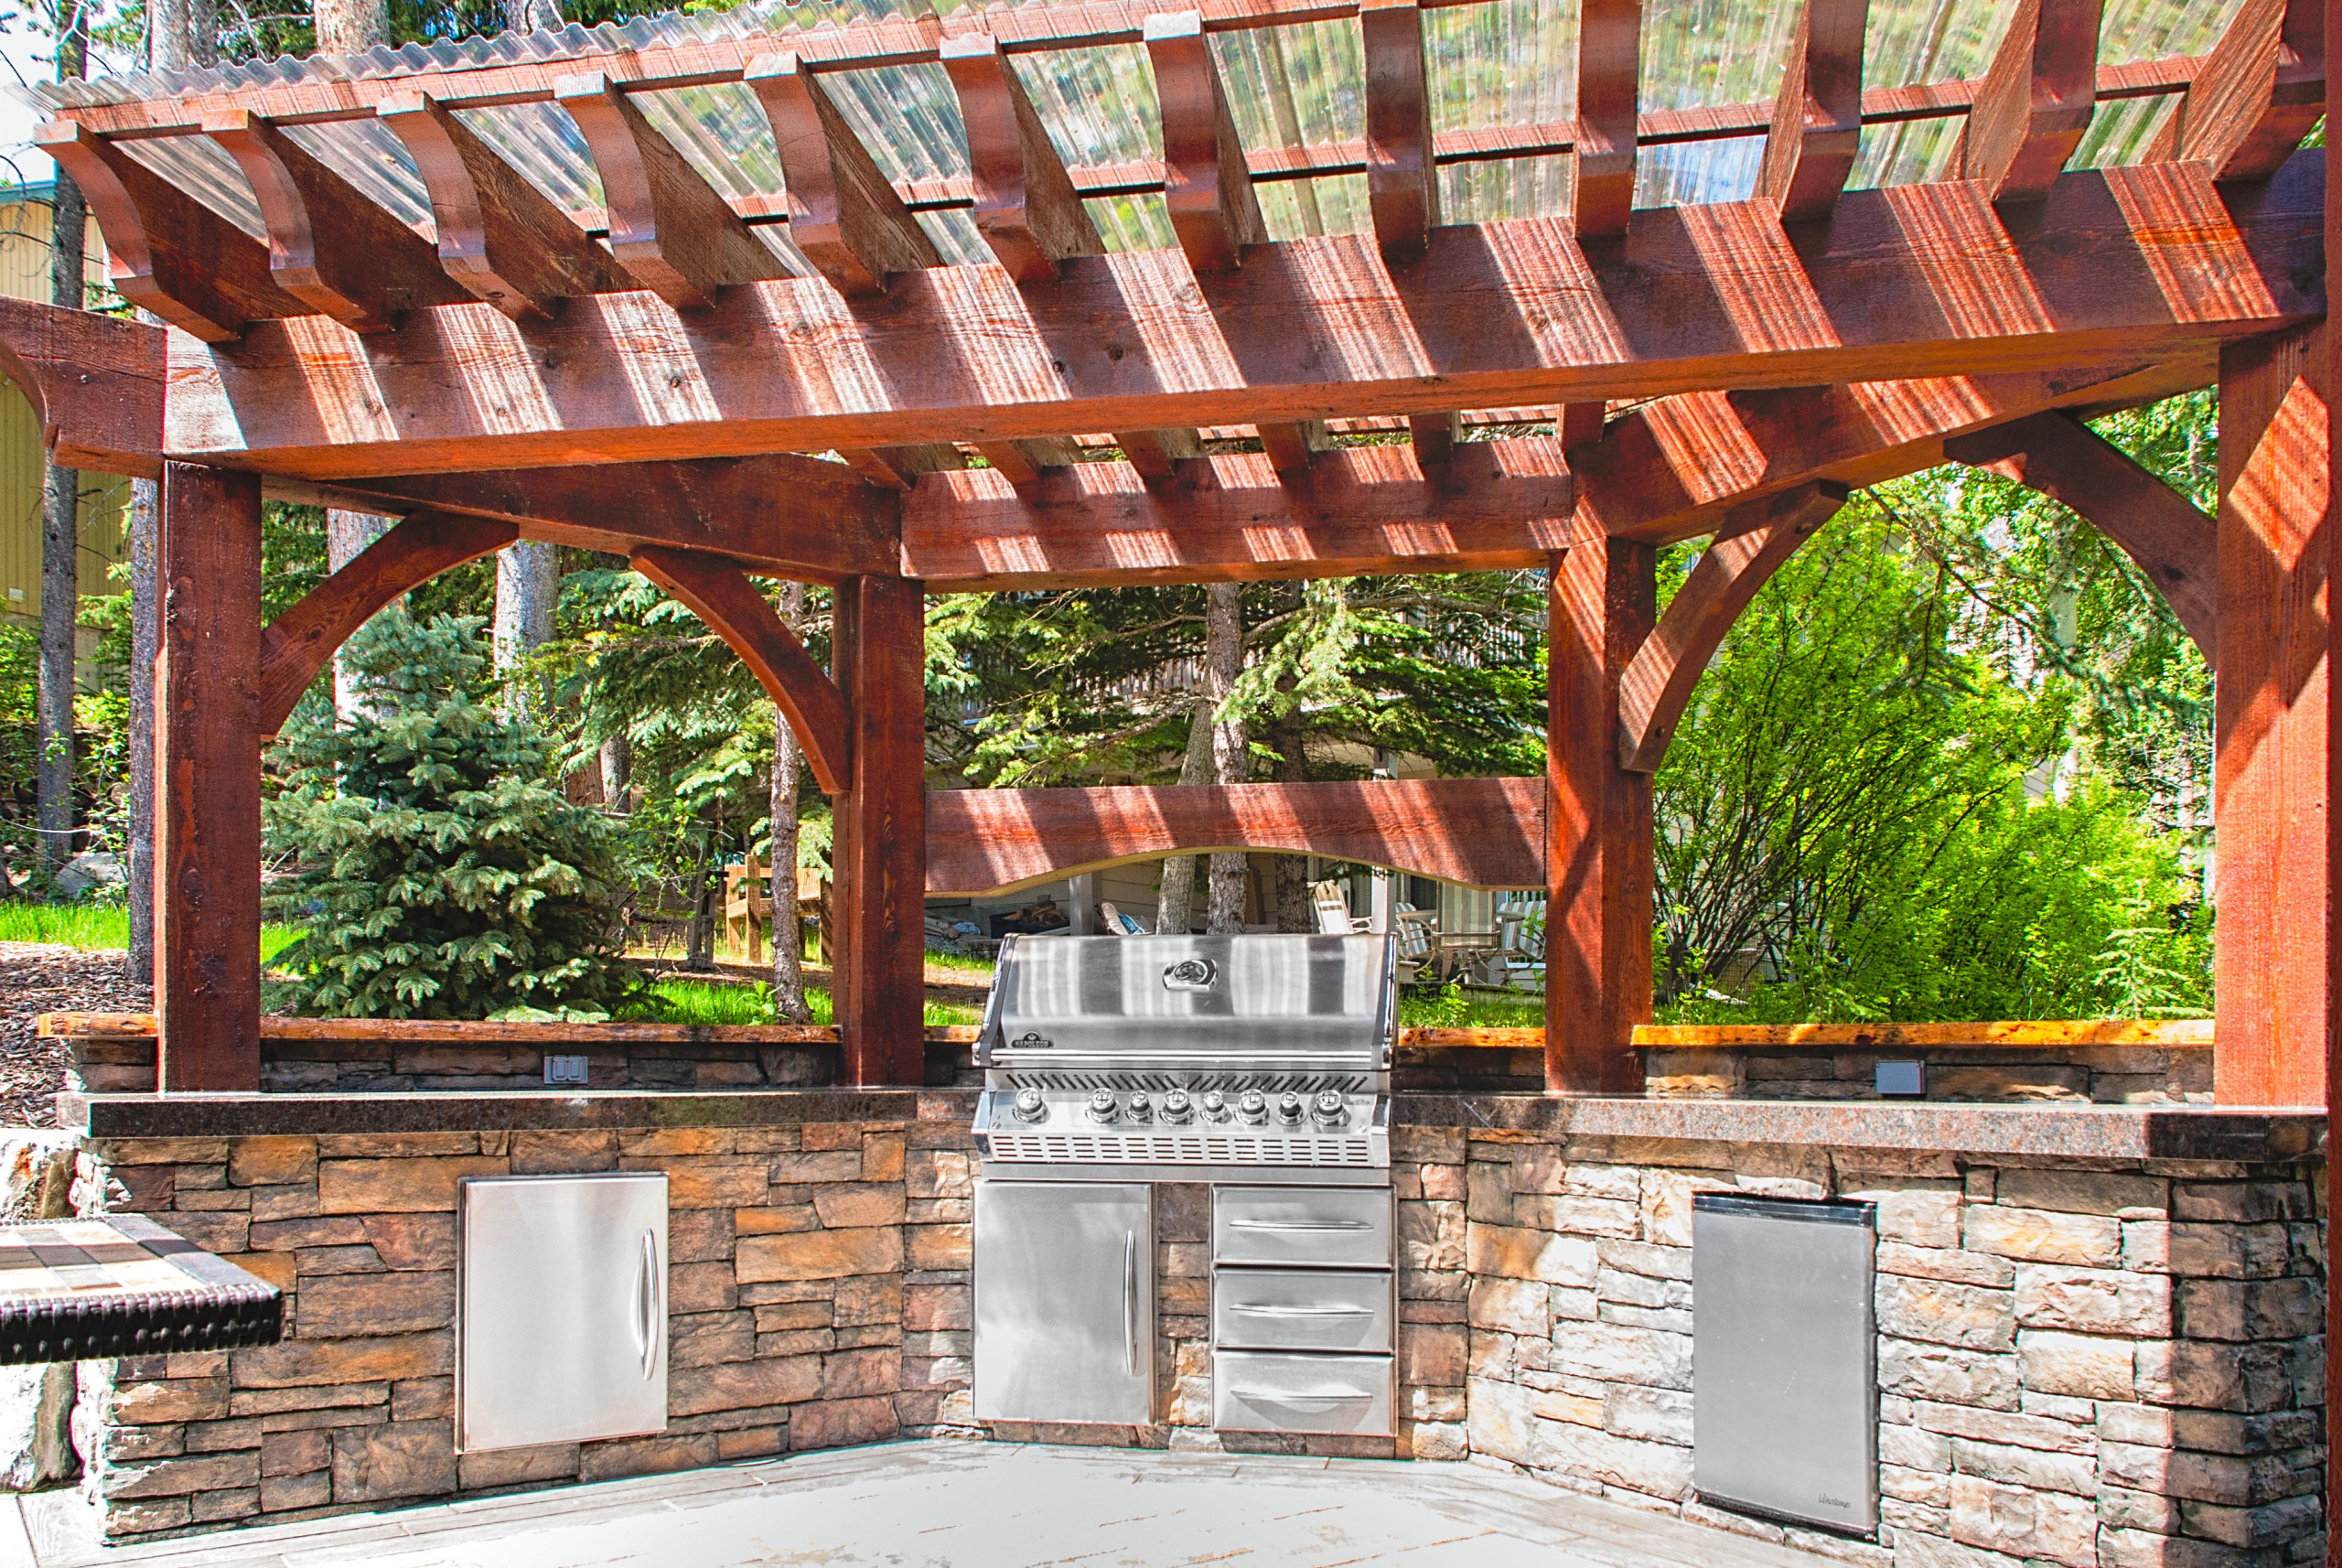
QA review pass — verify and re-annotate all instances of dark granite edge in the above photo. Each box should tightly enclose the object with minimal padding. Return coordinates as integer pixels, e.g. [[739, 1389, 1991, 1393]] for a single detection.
[[63, 1089, 979, 1138]]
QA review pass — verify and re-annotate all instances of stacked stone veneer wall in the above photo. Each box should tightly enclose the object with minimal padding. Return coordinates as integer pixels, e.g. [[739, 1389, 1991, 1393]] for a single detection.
[[1641, 1047, 2210, 1104], [1450, 1127, 2326, 1568]]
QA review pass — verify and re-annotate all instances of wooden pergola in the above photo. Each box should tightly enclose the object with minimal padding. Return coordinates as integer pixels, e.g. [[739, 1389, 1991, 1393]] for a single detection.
[[0, 0, 2326, 1102]]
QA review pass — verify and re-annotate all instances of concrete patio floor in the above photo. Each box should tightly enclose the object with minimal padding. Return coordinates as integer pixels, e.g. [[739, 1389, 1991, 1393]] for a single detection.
[[0, 1442, 1862, 1568]]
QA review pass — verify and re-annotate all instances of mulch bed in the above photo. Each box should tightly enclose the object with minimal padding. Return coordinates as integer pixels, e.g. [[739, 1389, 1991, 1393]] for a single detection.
[[0, 942, 147, 1129]]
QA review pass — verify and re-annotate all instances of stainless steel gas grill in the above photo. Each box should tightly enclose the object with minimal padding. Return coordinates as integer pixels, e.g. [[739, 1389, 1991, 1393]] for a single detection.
[[970, 933, 1399, 1439]]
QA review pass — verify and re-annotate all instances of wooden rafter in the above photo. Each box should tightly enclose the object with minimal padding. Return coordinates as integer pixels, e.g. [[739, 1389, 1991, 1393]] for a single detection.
[[162, 152, 2326, 479], [1574, 0, 1641, 237], [941, 30, 1104, 282], [1360, 0, 1437, 265], [1559, 403, 1606, 450], [1113, 428, 1204, 480], [972, 437, 1081, 486], [378, 88, 631, 320], [1943, 411, 2218, 658], [1407, 412, 1459, 468], [555, 70, 789, 309], [927, 777, 1546, 896], [1145, 8, 1266, 273], [2147, 0, 2323, 183], [628, 546, 852, 794], [257, 511, 519, 734], [1256, 420, 1330, 475], [1756, 0, 1867, 222], [1616, 482, 1846, 772], [0, 295, 164, 478], [747, 51, 941, 296], [898, 440, 1574, 587], [1958, 0, 2105, 204], [844, 444, 964, 490]]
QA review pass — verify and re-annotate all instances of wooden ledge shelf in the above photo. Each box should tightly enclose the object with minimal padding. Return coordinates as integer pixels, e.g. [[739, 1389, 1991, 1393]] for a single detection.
[[1631, 1020, 2214, 1049]]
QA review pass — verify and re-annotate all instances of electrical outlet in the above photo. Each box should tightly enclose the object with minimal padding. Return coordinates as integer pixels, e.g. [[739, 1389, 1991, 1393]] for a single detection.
[[543, 1055, 589, 1086], [1875, 1059, 1925, 1097]]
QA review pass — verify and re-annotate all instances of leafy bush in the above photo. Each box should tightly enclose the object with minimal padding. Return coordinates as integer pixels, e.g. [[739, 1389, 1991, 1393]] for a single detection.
[[263, 609, 638, 1020]]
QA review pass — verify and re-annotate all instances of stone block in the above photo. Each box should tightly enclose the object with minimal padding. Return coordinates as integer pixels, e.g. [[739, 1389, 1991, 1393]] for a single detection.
[[1917, 1402, 2094, 1455], [737, 1227, 903, 1283], [905, 1284, 971, 1333], [668, 1262, 739, 1315], [791, 1395, 899, 1451], [578, 1433, 718, 1483], [1875, 1275, 2015, 1352], [1467, 1225, 1598, 1287], [619, 1129, 736, 1158], [2161, 1223, 2294, 1280], [317, 1156, 507, 1216], [1883, 1464, 1952, 1506], [905, 1150, 972, 1201], [250, 1217, 369, 1251], [507, 1132, 619, 1175], [1638, 1172, 1730, 1248], [1604, 1384, 1691, 1444], [1400, 1323, 1466, 1388], [1875, 1244, 2014, 1289], [2178, 1279, 2323, 1342], [833, 1274, 903, 1326], [1840, 1184, 1963, 1248], [643, 1161, 769, 1210], [1541, 1421, 1694, 1500], [1881, 1423, 1952, 1472], [1595, 1269, 1690, 1310], [357, 1215, 457, 1272], [104, 1453, 256, 1509], [2014, 1264, 2171, 1336], [822, 1348, 901, 1400], [226, 1382, 389, 1417], [1994, 1170, 2168, 1219], [2098, 1403, 2174, 1447], [2179, 1495, 2325, 1550], [1947, 1437, 2095, 1495], [1548, 1321, 1692, 1391], [1878, 1340, 2018, 1410], [1948, 1474, 2098, 1566], [2169, 1409, 2320, 1456], [109, 1377, 227, 1425], [228, 1137, 317, 1188], [1596, 1240, 1692, 1282], [2099, 1485, 2181, 1534], [260, 1428, 328, 1477], [1401, 1200, 1465, 1272], [1467, 1278, 1546, 1336], [391, 1378, 451, 1421], [908, 1224, 969, 1273], [670, 1311, 757, 1368], [812, 1184, 907, 1229], [329, 1420, 457, 1504], [231, 1333, 452, 1390], [1466, 1377, 1534, 1465], [2172, 1184, 2307, 1225], [670, 1358, 823, 1416], [1465, 1160, 1511, 1223], [1961, 1207, 2121, 1267], [738, 1206, 821, 1236], [2134, 1342, 2246, 1411], [2018, 1329, 2134, 1399], [457, 1442, 578, 1490], [294, 1273, 454, 1338], [774, 1152, 865, 1184], [1928, 1066, 2089, 1102], [259, 1469, 329, 1513], [2016, 1391, 2093, 1424]]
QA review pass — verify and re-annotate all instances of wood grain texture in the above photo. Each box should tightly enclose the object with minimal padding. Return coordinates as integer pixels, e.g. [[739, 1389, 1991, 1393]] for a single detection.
[[1114, 427, 1203, 479], [1617, 481, 1844, 772], [941, 31, 1104, 281], [556, 70, 789, 309], [161, 152, 2326, 478], [1958, 0, 2105, 204], [1145, 9, 1267, 273], [2147, 0, 2324, 183], [0, 295, 166, 478], [1756, 0, 1867, 222], [326, 454, 899, 584], [1547, 536, 1654, 1094], [1360, 0, 1437, 264], [1574, 0, 1641, 236], [1256, 419, 1330, 474], [844, 444, 964, 489], [257, 511, 517, 733], [1407, 411, 1459, 468], [925, 776, 1546, 895], [1945, 410, 2218, 658], [378, 89, 631, 319], [2212, 324, 2327, 1106], [836, 575, 927, 1086], [35, 119, 310, 344], [972, 437, 1081, 486], [748, 51, 943, 295], [155, 463, 263, 1091], [628, 545, 853, 794], [898, 440, 1574, 586], [200, 108, 470, 333]]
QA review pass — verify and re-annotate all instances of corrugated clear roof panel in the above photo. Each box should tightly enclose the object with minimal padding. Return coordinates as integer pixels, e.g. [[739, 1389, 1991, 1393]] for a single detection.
[[1638, 0, 1798, 111], [112, 134, 263, 239], [457, 102, 605, 213], [916, 207, 994, 266], [823, 62, 971, 186], [1210, 20, 1365, 155], [635, 82, 787, 202], [1011, 44, 1158, 171], [1426, 0, 1574, 135], [1849, 0, 2007, 188], [281, 119, 435, 230], [1638, 138, 1762, 207], [1257, 172, 1369, 241], [1083, 192, 1175, 252], [2075, 0, 2245, 168], [1440, 154, 1568, 227]]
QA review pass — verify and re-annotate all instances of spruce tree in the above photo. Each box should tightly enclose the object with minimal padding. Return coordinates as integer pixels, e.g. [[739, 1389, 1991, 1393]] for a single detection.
[[263, 607, 639, 1020]]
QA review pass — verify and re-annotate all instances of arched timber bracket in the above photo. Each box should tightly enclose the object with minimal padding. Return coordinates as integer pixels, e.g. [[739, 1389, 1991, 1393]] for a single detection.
[[258, 511, 519, 733], [926, 777, 1547, 897], [0, 295, 164, 478], [1943, 412, 2218, 660], [1617, 482, 1848, 774], [628, 546, 852, 795]]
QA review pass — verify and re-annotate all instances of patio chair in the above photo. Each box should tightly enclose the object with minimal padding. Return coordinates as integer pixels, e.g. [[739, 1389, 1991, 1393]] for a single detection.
[[1098, 901, 1149, 936], [1310, 879, 1370, 935], [1474, 908, 1547, 992], [1392, 908, 1435, 983]]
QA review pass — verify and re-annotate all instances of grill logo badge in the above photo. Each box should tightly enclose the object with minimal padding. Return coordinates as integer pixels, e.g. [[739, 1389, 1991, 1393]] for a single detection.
[[1010, 1031, 1053, 1050], [1161, 958, 1219, 993]]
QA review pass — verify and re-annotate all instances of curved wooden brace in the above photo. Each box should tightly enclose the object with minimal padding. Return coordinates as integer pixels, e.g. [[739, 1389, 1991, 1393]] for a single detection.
[[628, 546, 852, 794], [925, 777, 1547, 897], [258, 511, 519, 733], [1943, 411, 2218, 660], [1958, 0, 2103, 204], [1360, 0, 1437, 266], [0, 295, 164, 478], [1617, 481, 1847, 773], [747, 51, 940, 296], [2146, 0, 2324, 183], [940, 31, 1102, 284], [1143, 10, 1265, 274]]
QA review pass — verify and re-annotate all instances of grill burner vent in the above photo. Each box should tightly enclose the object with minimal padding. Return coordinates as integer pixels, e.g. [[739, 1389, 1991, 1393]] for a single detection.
[[985, 1133, 1378, 1165], [1002, 1070, 1370, 1096]]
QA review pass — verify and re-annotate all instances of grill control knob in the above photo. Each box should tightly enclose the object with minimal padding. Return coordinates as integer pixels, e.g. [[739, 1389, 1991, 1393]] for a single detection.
[[1276, 1093, 1306, 1126], [1126, 1091, 1153, 1122], [1086, 1089, 1119, 1124], [1311, 1090, 1348, 1128], [1011, 1088, 1047, 1124], [1160, 1090, 1194, 1123], [1236, 1090, 1268, 1124], [1200, 1090, 1229, 1122]]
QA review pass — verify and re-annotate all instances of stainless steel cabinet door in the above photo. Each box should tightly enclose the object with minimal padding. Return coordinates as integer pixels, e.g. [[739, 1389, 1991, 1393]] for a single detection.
[[458, 1173, 668, 1454], [1213, 1269, 1393, 1352], [1214, 1351, 1392, 1434], [1212, 1186, 1391, 1268], [973, 1180, 1152, 1424]]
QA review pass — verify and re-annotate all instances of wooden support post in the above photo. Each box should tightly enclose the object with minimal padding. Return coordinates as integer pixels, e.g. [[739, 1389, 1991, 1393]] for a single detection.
[[154, 463, 263, 1091], [1545, 537, 1654, 1093], [2213, 324, 2327, 1105], [835, 575, 927, 1086]]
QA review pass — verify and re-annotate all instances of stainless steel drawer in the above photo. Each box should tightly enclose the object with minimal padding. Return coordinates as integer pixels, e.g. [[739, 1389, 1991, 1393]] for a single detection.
[[1213, 1269, 1392, 1352], [1213, 1186, 1391, 1267], [1214, 1350, 1393, 1435]]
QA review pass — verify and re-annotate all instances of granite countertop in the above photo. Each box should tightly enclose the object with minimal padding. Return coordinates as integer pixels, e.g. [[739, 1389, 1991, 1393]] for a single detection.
[[59, 1089, 2326, 1161]]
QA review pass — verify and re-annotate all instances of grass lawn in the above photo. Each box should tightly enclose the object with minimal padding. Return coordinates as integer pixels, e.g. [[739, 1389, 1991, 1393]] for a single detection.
[[638, 976, 980, 1028], [0, 902, 306, 962]]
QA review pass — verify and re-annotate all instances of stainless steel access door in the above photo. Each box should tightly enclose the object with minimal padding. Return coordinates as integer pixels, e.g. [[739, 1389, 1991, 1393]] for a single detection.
[[1693, 1194, 1877, 1535], [458, 1173, 668, 1454], [973, 1180, 1153, 1424]]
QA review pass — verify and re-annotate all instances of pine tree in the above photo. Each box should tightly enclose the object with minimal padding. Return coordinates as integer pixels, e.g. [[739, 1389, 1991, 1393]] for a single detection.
[[263, 607, 639, 1020]]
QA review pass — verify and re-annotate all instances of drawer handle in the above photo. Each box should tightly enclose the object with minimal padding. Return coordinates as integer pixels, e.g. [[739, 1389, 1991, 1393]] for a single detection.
[[1229, 1305, 1374, 1317], [1229, 1387, 1376, 1403], [1230, 1220, 1373, 1232]]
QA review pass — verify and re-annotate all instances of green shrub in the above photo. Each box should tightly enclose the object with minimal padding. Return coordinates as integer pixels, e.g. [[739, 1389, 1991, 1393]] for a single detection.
[[263, 609, 639, 1020]]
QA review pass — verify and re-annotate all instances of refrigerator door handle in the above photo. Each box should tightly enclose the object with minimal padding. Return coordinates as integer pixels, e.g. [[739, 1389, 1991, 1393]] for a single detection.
[[1121, 1231, 1137, 1377], [636, 1228, 661, 1381]]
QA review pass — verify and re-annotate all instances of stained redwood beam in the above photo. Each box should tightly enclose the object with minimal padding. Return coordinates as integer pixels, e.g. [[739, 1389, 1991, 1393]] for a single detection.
[[899, 441, 1574, 586], [972, 437, 1082, 486], [1757, 0, 1868, 222], [1145, 8, 1267, 273], [748, 51, 942, 296], [1574, 0, 1641, 237], [1257, 420, 1330, 475], [161, 152, 2326, 479], [844, 444, 963, 490], [2147, 0, 2323, 183], [258, 511, 519, 734], [629, 547, 854, 794], [1617, 482, 1845, 772], [0, 295, 164, 478], [201, 109, 470, 333], [1408, 412, 1459, 469], [941, 31, 1104, 282], [1958, 0, 2105, 204], [926, 777, 1547, 896], [378, 89, 632, 320], [1114, 428, 1203, 480], [1361, 0, 1438, 265], [155, 464, 263, 1091], [834, 575, 927, 1086], [1944, 411, 2218, 659], [556, 70, 789, 309]]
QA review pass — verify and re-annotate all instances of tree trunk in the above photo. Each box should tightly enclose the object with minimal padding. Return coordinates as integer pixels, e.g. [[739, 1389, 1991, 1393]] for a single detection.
[[501, 0, 562, 30], [326, 512, 391, 717], [37, 16, 87, 878], [1270, 708, 1312, 933], [126, 478, 156, 976], [311, 0, 387, 53], [768, 582, 811, 1022], [492, 540, 559, 719], [1204, 582, 1249, 934], [598, 733, 632, 813], [684, 811, 719, 972], [1154, 708, 1211, 936]]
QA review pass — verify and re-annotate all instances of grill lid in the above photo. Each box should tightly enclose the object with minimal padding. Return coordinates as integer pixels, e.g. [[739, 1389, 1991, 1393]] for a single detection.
[[977, 933, 1395, 1069]]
